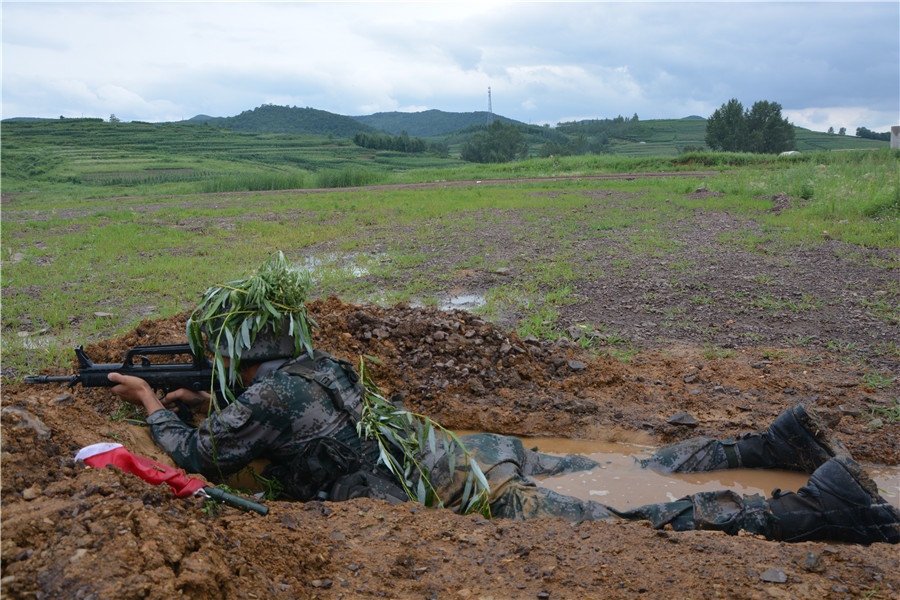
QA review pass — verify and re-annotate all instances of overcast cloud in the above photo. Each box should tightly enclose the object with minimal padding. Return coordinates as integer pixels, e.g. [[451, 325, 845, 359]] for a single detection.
[[2, 1, 898, 132]]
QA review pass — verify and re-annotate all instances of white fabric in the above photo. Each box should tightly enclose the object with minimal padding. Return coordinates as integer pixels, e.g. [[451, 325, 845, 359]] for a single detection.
[[74, 442, 124, 462]]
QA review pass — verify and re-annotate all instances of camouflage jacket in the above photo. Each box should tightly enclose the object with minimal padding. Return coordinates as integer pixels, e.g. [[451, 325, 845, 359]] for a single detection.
[[146, 361, 359, 481]]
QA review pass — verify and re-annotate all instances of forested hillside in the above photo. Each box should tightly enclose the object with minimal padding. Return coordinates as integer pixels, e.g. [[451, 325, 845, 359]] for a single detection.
[[351, 109, 520, 137], [188, 104, 379, 138]]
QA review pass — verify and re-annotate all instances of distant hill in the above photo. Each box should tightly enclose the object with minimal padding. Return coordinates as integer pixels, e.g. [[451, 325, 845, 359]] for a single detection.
[[185, 104, 379, 138], [5, 104, 885, 156], [351, 110, 522, 137], [2, 117, 55, 122], [175, 107, 527, 138]]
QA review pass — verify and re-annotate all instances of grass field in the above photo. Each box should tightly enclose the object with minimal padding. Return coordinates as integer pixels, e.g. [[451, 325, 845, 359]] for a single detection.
[[2, 140, 897, 377], [0, 119, 467, 201], [2, 118, 889, 202]]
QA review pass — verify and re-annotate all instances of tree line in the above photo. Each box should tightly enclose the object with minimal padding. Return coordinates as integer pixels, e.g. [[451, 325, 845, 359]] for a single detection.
[[351, 131, 447, 155], [556, 114, 643, 139], [705, 99, 795, 153], [540, 114, 644, 157], [855, 127, 891, 142], [459, 120, 528, 163]]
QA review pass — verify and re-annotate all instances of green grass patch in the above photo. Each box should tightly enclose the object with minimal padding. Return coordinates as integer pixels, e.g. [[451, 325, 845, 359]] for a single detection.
[[861, 371, 896, 390], [516, 307, 562, 340], [866, 399, 900, 429], [702, 343, 735, 360], [751, 292, 822, 312], [2, 139, 897, 377]]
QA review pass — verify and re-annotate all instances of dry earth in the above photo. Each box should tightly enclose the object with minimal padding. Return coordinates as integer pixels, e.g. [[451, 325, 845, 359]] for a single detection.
[[2, 178, 899, 599]]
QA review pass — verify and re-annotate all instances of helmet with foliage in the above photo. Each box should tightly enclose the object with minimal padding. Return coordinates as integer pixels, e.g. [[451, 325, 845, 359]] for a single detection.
[[186, 252, 316, 397], [204, 314, 299, 363]]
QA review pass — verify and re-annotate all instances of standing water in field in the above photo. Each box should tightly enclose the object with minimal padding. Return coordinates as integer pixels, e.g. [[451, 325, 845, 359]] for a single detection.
[[441, 294, 486, 311], [298, 253, 382, 279]]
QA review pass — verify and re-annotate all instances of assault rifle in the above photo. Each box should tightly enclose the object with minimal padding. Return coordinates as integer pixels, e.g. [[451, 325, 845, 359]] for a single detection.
[[29, 345, 268, 515], [25, 343, 219, 397]]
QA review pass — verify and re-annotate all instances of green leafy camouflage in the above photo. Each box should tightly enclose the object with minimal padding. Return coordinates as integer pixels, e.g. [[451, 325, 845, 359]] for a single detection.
[[355, 358, 493, 517], [185, 251, 316, 404]]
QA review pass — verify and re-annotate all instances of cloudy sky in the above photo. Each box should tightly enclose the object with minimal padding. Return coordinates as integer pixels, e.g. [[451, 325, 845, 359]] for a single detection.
[[3, 1, 898, 132]]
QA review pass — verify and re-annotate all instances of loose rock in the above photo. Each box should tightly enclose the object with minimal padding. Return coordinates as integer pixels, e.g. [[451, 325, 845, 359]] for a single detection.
[[666, 412, 698, 427], [759, 569, 787, 583]]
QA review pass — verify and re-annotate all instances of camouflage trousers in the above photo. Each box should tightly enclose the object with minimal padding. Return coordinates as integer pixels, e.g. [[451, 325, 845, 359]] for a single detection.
[[609, 490, 776, 536], [426, 433, 615, 521], [425, 433, 777, 538]]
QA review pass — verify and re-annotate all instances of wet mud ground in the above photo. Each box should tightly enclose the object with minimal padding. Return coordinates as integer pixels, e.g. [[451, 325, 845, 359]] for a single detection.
[[3, 299, 899, 600], [3, 181, 900, 599]]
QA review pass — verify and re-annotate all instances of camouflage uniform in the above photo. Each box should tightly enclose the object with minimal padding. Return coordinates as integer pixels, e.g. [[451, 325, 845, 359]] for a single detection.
[[628, 406, 899, 543], [147, 357, 364, 480], [149, 375, 897, 542], [609, 490, 777, 536], [639, 404, 851, 475], [147, 359, 614, 519], [145, 367, 795, 540], [148, 363, 778, 537]]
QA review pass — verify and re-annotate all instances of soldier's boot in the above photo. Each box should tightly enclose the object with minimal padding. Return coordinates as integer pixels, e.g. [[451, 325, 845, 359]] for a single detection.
[[766, 456, 900, 544], [640, 404, 848, 474], [615, 457, 899, 544], [735, 404, 849, 473]]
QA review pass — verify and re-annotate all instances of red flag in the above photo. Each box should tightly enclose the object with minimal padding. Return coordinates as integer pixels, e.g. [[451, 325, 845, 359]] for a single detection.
[[75, 443, 206, 498]]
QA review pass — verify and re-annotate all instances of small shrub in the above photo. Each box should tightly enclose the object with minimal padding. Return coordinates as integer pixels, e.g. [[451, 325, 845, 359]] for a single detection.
[[798, 182, 814, 200]]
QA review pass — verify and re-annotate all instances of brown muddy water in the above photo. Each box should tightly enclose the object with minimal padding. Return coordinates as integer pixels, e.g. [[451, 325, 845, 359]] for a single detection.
[[514, 435, 900, 511]]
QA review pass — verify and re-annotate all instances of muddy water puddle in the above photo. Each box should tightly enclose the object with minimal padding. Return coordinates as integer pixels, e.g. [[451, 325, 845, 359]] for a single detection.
[[298, 252, 378, 278], [441, 294, 486, 311], [467, 434, 900, 510]]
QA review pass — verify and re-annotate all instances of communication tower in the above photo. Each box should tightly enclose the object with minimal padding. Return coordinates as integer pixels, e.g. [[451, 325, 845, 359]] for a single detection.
[[487, 87, 493, 125]]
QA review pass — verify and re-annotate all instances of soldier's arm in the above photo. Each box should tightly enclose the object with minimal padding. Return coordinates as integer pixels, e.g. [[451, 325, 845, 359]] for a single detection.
[[147, 384, 286, 480]]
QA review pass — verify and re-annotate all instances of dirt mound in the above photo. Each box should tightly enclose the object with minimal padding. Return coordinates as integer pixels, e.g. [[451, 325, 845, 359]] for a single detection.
[[2, 298, 898, 599]]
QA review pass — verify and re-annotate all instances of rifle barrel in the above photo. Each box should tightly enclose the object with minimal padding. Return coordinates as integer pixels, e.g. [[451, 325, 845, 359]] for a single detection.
[[24, 375, 78, 384], [203, 486, 269, 515]]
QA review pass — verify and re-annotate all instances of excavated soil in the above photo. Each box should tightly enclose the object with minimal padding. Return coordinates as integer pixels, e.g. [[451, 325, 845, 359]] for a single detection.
[[3, 297, 898, 600]]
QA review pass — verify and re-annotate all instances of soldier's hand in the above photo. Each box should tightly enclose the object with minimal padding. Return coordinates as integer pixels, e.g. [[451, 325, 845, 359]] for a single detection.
[[163, 388, 212, 414], [108, 373, 165, 415]]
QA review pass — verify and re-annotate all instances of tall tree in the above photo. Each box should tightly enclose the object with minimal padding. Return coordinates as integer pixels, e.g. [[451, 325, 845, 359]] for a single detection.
[[460, 121, 528, 163], [744, 100, 795, 153], [705, 99, 795, 153], [705, 99, 746, 151]]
